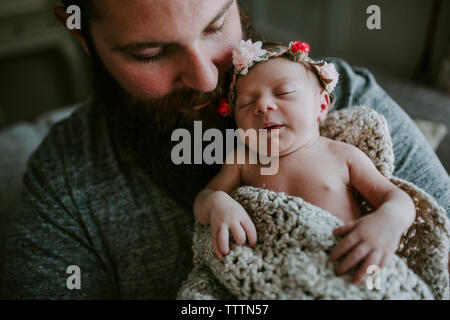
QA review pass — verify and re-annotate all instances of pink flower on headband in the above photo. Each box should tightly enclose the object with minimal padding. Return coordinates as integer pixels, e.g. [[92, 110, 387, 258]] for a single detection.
[[232, 40, 268, 75], [317, 62, 339, 93], [217, 99, 232, 116], [290, 41, 310, 55]]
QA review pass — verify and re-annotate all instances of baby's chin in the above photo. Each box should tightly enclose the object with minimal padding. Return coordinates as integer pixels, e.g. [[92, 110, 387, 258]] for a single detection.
[[238, 126, 319, 158], [237, 128, 285, 157], [268, 135, 320, 157]]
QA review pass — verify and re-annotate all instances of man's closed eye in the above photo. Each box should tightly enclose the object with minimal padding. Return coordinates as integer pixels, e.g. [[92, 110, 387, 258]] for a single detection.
[[203, 15, 230, 36], [132, 54, 163, 63]]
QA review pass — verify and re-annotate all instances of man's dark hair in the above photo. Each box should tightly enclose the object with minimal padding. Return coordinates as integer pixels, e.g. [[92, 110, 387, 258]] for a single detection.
[[60, 0, 256, 42], [61, 0, 92, 15], [61, 0, 102, 54], [61, 1, 95, 40], [60, 0, 258, 62]]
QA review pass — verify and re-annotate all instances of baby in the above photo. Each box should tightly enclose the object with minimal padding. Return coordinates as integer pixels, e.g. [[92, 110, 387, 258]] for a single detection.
[[194, 40, 416, 285]]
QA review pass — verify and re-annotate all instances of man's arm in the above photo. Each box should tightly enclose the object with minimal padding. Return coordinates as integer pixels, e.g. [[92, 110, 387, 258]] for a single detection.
[[1, 146, 117, 299], [329, 58, 450, 217]]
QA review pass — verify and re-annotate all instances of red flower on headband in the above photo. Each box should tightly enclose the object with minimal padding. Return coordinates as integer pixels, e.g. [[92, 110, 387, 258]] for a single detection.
[[218, 99, 232, 116], [291, 41, 310, 54]]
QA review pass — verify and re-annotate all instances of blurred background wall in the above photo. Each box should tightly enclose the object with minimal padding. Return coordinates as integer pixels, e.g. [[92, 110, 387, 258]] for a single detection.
[[0, 0, 91, 128], [241, 0, 450, 81]]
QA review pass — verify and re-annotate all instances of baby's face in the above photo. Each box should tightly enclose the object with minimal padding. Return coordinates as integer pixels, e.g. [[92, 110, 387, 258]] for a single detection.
[[234, 58, 330, 156]]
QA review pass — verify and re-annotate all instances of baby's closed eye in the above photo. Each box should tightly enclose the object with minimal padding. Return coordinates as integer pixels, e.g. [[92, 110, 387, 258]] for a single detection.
[[237, 98, 255, 109], [275, 90, 296, 97], [273, 82, 298, 94]]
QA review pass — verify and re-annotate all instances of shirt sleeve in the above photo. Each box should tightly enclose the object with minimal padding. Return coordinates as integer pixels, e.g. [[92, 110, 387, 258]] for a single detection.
[[1, 139, 118, 299], [329, 58, 450, 218]]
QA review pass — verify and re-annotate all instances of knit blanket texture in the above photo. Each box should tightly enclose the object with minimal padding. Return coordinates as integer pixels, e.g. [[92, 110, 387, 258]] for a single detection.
[[177, 106, 450, 300]]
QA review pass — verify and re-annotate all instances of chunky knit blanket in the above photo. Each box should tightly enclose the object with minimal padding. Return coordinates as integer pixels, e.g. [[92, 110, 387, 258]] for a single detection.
[[177, 106, 450, 300]]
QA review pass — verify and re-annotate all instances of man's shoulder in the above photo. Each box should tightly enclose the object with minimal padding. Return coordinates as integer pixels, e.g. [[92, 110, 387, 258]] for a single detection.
[[43, 99, 102, 148], [27, 100, 111, 175], [320, 57, 388, 112]]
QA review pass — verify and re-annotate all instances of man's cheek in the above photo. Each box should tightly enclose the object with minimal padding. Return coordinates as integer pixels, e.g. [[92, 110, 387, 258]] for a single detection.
[[212, 33, 242, 71], [230, 2, 244, 38]]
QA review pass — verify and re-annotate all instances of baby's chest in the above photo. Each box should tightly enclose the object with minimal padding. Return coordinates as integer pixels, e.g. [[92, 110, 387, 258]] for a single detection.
[[241, 157, 350, 197]]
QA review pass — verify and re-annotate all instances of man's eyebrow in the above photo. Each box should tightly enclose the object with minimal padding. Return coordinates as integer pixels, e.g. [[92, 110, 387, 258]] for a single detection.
[[113, 0, 235, 53], [205, 0, 235, 30]]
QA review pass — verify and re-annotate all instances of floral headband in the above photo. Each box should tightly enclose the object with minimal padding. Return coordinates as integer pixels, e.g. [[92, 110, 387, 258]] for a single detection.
[[218, 39, 340, 116]]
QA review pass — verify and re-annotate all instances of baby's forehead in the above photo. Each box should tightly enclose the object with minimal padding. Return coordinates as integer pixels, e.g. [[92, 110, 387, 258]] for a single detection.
[[259, 57, 308, 74], [236, 58, 313, 91]]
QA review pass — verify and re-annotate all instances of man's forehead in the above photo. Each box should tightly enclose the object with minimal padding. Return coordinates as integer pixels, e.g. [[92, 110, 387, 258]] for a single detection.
[[94, 0, 233, 43]]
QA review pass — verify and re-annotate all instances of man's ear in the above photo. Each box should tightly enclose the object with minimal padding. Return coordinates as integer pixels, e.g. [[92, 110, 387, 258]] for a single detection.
[[54, 6, 91, 56], [317, 90, 331, 122]]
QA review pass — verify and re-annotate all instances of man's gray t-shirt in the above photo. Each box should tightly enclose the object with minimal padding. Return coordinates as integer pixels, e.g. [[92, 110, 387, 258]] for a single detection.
[[2, 58, 449, 299]]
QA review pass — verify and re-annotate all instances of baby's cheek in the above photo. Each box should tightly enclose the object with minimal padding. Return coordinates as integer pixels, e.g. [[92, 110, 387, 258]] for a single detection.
[[234, 113, 253, 132]]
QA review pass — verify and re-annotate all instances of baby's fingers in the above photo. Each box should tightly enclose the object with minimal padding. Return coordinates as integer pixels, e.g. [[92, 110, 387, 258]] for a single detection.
[[333, 220, 358, 236], [211, 226, 225, 259], [212, 235, 223, 260], [230, 224, 247, 245], [217, 226, 230, 256], [335, 242, 371, 275], [352, 250, 383, 285], [241, 219, 257, 247], [330, 232, 360, 261]]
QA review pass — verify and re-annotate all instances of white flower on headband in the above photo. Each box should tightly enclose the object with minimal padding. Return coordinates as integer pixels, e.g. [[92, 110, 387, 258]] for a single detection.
[[315, 62, 339, 93], [232, 40, 268, 75]]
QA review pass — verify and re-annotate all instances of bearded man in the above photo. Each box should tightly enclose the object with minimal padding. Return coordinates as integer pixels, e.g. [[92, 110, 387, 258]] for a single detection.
[[2, 0, 449, 299]]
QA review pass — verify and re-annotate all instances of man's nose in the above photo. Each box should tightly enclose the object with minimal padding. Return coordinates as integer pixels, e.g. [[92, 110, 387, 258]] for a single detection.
[[254, 97, 278, 115], [179, 46, 219, 93]]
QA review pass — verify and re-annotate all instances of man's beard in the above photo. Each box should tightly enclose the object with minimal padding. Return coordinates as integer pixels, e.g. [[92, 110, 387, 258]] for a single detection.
[[93, 55, 238, 206], [90, 4, 258, 206]]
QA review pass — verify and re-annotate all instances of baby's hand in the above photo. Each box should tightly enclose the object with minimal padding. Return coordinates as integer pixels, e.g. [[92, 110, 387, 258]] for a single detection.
[[330, 207, 407, 285], [209, 198, 257, 260]]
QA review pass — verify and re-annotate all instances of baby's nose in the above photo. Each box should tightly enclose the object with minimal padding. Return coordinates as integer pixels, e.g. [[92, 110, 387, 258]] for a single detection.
[[255, 101, 278, 114]]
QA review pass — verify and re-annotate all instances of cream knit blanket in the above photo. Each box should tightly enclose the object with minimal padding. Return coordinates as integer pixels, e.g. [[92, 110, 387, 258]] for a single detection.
[[177, 106, 450, 300]]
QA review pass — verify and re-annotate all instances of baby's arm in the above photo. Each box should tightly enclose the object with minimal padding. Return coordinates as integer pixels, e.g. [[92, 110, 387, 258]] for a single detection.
[[330, 144, 416, 284], [194, 152, 257, 259]]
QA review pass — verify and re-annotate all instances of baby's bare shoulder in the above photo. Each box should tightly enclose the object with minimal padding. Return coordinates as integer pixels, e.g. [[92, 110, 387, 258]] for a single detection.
[[322, 138, 362, 162]]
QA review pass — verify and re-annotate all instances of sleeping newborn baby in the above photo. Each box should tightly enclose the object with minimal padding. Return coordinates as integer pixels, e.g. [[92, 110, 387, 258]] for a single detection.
[[193, 40, 416, 285]]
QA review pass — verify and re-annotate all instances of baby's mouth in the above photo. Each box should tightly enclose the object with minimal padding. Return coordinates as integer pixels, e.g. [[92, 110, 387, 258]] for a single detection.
[[261, 122, 285, 131]]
